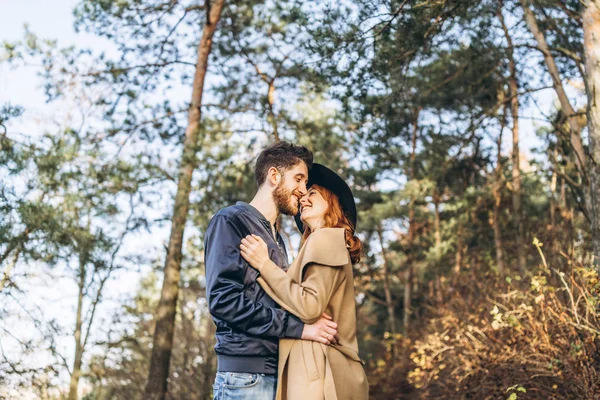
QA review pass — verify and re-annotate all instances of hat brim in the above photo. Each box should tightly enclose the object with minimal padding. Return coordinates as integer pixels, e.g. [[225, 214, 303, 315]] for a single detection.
[[294, 163, 357, 233]]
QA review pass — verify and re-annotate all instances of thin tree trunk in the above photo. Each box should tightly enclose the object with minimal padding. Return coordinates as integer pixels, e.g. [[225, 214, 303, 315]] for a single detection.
[[499, 6, 526, 272], [242, 53, 279, 142], [560, 177, 567, 208], [583, 0, 600, 266], [144, 2, 226, 399], [453, 236, 463, 277], [402, 268, 412, 332], [550, 149, 558, 253], [433, 191, 444, 303], [67, 253, 87, 400], [435, 275, 443, 304], [492, 195, 505, 272], [377, 227, 397, 361], [267, 81, 279, 141], [433, 191, 442, 257], [520, 0, 590, 214], [404, 108, 419, 333], [202, 314, 216, 394], [493, 115, 506, 274]]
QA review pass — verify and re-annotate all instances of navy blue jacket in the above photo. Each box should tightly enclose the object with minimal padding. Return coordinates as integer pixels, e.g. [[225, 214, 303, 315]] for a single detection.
[[204, 202, 304, 374]]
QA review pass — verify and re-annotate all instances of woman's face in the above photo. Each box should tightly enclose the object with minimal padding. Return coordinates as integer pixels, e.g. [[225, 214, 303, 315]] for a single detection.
[[299, 187, 328, 229]]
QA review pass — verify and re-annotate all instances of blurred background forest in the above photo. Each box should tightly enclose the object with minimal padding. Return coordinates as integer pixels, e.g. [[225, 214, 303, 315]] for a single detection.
[[1, 0, 600, 399]]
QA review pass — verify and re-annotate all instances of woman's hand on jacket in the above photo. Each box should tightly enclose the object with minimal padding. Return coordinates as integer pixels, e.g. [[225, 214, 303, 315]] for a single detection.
[[240, 234, 270, 271]]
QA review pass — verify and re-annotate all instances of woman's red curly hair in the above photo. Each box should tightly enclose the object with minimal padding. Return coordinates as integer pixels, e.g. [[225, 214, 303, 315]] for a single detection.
[[301, 184, 362, 264]]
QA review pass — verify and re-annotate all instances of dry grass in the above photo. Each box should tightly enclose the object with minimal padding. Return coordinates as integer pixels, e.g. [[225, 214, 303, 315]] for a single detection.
[[370, 254, 600, 399]]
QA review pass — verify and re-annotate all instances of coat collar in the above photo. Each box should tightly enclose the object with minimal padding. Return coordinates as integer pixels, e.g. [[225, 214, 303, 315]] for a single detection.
[[299, 228, 350, 270]]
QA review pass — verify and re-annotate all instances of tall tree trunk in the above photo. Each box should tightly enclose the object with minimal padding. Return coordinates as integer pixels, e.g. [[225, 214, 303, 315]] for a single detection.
[[453, 234, 463, 277], [67, 253, 87, 400], [404, 108, 420, 333], [550, 148, 559, 254], [402, 268, 412, 331], [432, 191, 444, 303], [144, 2, 226, 399], [520, 0, 590, 214], [493, 105, 506, 274], [377, 227, 397, 362], [201, 314, 216, 400], [583, 0, 600, 266], [433, 191, 442, 257], [499, 6, 526, 271]]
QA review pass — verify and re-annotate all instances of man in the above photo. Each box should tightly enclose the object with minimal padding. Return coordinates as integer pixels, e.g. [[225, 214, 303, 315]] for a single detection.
[[205, 141, 339, 399]]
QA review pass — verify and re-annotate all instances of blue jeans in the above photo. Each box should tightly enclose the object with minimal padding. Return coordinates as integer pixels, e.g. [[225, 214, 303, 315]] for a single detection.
[[212, 371, 276, 400]]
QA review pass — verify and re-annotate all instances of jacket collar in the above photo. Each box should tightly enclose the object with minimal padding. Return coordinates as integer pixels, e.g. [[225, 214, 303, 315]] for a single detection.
[[236, 201, 279, 231]]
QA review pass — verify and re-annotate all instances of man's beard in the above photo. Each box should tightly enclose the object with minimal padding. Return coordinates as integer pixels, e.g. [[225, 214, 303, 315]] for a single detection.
[[273, 179, 299, 216]]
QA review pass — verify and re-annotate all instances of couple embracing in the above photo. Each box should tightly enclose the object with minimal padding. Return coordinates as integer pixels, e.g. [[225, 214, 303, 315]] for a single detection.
[[204, 141, 369, 400]]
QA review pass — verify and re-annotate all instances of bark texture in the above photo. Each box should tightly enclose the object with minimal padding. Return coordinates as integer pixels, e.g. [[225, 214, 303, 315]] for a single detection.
[[583, 1, 600, 265], [404, 109, 420, 333], [500, 5, 526, 271], [493, 107, 506, 274], [144, 2, 226, 399], [377, 227, 397, 360], [67, 254, 87, 400]]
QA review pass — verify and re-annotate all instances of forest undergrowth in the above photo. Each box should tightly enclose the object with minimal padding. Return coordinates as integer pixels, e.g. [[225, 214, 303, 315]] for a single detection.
[[370, 245, 600, 400]]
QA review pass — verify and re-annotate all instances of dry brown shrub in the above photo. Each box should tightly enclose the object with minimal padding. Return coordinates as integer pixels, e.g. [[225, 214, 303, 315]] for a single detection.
[[404, 254, 600, 399]]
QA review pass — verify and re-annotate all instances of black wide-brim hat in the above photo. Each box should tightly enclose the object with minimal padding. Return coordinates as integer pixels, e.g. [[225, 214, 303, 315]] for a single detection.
[[294, 163, 357, 233]]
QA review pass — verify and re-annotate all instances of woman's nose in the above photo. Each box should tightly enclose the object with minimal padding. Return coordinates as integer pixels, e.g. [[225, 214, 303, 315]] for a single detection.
[[300, 196, 310, 206]]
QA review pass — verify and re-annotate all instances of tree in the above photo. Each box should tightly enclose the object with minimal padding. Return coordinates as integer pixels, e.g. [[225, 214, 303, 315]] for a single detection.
[[0, 118, 149, 398], [582, 0, 600, 265], [499, 0, 527, 272], [519, 0, 590, 215], [143, 2, 225, 398]]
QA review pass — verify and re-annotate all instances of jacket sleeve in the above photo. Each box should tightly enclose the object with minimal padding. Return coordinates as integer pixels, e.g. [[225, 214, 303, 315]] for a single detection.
[[204, 214, 304, 338], [256, 228, 349, 324]]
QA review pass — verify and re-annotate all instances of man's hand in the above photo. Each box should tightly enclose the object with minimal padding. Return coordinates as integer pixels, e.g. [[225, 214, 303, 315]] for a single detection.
[[301, 313, 339, 345]]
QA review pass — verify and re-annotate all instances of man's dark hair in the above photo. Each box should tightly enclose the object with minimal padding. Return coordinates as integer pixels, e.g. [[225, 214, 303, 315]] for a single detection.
[[255, 141, 313, 187]]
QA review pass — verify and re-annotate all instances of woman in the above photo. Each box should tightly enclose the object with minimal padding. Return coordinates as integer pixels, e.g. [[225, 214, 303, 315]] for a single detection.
[[240, 163, 369, 400]]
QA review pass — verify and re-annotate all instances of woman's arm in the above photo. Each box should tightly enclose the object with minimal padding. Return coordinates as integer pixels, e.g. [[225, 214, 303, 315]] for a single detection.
[[240, 232, 346, 324], [257, 259, 344, 324]]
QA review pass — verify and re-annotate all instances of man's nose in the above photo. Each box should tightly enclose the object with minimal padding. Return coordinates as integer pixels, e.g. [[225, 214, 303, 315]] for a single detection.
[[298, 181, 308, 195]]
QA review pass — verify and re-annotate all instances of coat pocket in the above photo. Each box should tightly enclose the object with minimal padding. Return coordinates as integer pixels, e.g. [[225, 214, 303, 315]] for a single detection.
[[301, 340, 320, 381]]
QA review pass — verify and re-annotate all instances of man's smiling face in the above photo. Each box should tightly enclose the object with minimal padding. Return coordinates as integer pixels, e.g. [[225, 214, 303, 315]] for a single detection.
[[272, 162, 309, 216]]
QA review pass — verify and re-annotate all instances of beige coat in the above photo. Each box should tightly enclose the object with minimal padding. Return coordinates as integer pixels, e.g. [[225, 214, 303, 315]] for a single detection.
[[257, 227, 369, 400]]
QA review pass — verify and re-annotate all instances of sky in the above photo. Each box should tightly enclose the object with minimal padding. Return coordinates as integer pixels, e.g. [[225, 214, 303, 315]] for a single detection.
[[1, 0, 117, 135], [1, 0, 78, 100]]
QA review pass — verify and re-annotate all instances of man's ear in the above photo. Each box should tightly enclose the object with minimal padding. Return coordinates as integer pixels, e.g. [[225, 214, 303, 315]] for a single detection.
[[267, 167, 280, 186]]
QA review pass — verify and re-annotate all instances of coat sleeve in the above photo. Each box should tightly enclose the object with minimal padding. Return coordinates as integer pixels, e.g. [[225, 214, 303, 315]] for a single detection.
[[256, 228, 350, 324], [204, 214, 304, 338]]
